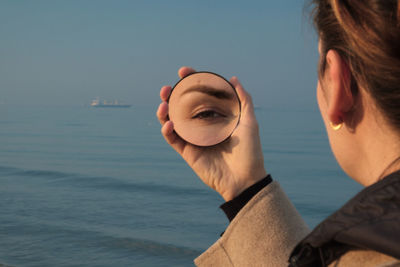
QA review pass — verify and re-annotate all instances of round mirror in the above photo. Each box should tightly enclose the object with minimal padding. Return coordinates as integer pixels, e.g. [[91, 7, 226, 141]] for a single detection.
[[168, 72, 241, 147]]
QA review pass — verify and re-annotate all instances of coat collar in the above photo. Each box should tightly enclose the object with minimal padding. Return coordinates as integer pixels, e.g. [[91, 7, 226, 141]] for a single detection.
[[289, 170, 400, 266]]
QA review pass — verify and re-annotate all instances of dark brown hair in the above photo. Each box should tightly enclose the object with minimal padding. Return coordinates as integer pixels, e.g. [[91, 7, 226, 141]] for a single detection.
[[313, 0, 400, 129]]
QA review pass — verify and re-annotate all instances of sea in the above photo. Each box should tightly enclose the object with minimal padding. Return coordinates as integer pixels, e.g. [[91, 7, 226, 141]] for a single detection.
[[0, 104, 362, 267]]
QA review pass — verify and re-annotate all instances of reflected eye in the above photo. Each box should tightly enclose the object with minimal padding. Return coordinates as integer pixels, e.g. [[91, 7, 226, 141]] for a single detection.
[[192, 109, 226, 120]]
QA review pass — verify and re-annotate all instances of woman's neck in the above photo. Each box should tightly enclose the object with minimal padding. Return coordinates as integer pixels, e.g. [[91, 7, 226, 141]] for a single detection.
[[353, 100, 400, 186]]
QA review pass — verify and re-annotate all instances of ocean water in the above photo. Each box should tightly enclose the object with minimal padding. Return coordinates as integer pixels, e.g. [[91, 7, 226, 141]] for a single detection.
[[0, 104, 362, 267]]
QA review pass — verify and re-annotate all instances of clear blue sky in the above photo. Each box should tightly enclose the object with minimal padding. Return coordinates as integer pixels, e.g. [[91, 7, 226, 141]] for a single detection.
[[0, 0, 318, 108]]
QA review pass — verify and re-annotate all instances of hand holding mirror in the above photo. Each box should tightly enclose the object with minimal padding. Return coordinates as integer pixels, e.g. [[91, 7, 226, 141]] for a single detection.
[[168, 72, 241, 147]]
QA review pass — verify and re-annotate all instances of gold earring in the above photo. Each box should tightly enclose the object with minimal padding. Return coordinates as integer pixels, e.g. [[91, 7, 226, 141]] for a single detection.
[[330, 121, 343, 131]]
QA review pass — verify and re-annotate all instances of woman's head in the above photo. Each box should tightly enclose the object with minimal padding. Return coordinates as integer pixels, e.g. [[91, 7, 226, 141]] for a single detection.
[[312, 0, 400, 184], [313, 0, 400, 131]]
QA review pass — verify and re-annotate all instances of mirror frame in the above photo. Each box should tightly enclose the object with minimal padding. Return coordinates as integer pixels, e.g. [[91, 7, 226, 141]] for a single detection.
[[167, 71, 241, 147]]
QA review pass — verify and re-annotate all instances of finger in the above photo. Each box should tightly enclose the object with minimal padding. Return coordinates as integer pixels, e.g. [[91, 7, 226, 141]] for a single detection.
[[157, 101, 169, 125], [230, 76, 259, 131], [160, 86, 172, 102], [178, 66, 196, 79], [161, 121, 185, 154], [230, 76, 255, 114]]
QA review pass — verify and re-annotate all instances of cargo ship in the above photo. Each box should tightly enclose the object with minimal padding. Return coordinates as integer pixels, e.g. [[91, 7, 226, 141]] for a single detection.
[[90, 98, 131, 108]]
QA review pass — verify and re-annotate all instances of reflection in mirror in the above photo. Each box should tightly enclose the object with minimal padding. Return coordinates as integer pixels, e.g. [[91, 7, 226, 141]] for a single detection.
[[168, 72, 241, 146]]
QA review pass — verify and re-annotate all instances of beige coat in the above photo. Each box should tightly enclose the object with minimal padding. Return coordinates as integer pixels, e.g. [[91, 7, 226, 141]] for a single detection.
[[194, 181, 400, 267]]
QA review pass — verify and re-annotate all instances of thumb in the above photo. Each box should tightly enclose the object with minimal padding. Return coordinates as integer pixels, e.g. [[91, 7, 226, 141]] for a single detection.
[[230, 76, 256, 120]]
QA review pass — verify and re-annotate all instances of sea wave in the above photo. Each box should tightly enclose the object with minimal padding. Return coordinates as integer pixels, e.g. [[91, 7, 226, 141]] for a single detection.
[[0, 165, 206, 197], [0, 165, 72, 179], [103, 236, 200, 257], [0, 212, 201, 266]]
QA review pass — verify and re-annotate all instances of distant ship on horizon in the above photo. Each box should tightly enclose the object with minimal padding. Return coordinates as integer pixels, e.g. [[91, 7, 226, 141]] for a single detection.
[[90, 98, 131, 108]]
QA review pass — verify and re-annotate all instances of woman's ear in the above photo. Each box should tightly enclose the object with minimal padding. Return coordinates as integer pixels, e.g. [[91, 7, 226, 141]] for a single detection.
[[324, 50, 354, 125]]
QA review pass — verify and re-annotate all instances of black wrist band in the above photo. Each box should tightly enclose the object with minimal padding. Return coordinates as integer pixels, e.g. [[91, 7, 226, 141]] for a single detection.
[[220, 175, 273, 222]]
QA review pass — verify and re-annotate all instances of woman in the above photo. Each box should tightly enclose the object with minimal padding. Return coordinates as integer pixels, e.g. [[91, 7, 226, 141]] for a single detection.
[[157, 0, 400, 266]]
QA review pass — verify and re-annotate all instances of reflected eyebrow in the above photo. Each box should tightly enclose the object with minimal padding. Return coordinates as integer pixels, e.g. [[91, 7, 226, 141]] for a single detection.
[[181, 85, 235, 100]]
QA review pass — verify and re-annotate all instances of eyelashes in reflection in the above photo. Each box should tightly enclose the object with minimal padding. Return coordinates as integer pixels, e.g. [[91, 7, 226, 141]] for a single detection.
[[190, 107, 230, 124], [192, 109, 226, 119]]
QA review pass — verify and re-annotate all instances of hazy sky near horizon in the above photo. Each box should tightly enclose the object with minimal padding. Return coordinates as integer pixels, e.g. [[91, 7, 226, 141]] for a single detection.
[[0, 0, 318, 108]]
